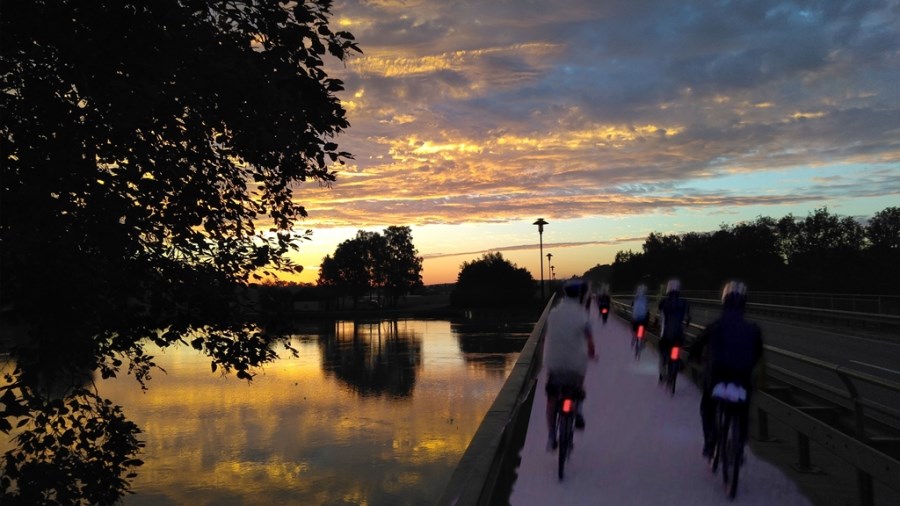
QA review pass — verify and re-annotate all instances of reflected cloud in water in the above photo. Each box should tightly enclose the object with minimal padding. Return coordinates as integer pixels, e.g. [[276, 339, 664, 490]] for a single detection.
[[82, 317, 531, 504]]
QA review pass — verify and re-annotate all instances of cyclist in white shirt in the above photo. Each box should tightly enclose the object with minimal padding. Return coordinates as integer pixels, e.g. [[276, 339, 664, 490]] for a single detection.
[[544, 278, 596, 450]]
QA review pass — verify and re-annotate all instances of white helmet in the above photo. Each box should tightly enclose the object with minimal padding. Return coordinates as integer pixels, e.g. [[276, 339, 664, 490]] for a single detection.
[[665, 279, 681, 294], [721, 281, 747, 308]]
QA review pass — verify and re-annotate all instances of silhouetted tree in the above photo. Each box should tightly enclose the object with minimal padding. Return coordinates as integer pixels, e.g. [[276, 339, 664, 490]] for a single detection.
[[450, 253, 535, 308], [867, 207, 900, 252], [786, 208, 866, 291], [584, 263, 614, 289], [1, 0, 359, 502], [383, 226, 424, 306], [317, 227, 423, 307], [318, 231, 383, 305], [863, 207, 900, 293], [596, 207, 894, 295]]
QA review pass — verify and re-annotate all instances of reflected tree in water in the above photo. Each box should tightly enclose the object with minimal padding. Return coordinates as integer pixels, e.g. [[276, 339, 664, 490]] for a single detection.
[[453, 320, 531, 375], [320, 321, 422, 398], [1, 0, 360, 503]]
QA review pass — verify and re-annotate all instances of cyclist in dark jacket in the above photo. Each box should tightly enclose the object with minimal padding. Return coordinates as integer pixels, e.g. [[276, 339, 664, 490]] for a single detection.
[[657, 279, 691, 381], [596, 284, 611, 324], [688, 281, 763, 456]]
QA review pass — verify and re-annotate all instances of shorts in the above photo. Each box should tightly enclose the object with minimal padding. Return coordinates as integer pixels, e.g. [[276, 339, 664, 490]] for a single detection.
[[545, 371, 585, 398]]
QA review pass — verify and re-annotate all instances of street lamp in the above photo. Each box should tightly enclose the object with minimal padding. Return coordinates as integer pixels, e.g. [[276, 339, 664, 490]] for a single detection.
[[546, 253, 553, 290], [533, 218, 548, 299], [551, 265, 555, 280]]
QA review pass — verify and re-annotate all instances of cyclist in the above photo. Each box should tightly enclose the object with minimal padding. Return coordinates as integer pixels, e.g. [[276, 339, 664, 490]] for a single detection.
[[657, 279, 691, 383], [630, 283, 649, 348], [687, 281, 763, 457], [596, 283, 611, 324], [544, 278, 596, 450]]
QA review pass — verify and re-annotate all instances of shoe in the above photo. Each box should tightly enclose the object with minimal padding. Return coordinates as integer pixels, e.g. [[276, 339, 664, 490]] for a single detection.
[[547, 437, 558, 452], [575, 415, 585, 430]]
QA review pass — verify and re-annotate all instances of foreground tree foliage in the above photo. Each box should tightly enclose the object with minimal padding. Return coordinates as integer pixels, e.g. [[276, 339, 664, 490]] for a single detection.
[[450, 253, 535, 308], [317, 226, 424, 307], [597, 207, 899, 294], [0, 0, 359, 502]]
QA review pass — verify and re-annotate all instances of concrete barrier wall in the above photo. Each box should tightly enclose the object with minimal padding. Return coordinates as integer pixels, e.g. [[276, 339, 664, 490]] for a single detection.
[[437, 295, 556, 506]]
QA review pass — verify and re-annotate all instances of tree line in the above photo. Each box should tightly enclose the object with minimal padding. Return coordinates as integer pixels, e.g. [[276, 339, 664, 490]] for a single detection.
[[585, 207, 899, 295], [316, 226, 424, 308]]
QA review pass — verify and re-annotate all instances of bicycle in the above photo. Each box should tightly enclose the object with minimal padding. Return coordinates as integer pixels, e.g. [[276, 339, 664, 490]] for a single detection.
[[709, 383, 748, 500], [553, 384, 584, 481], [632, 322, 645, 360], [664, 345, 681, 396]]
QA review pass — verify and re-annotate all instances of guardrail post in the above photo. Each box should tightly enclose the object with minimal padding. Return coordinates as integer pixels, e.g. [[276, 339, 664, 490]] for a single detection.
[[756, 407, 776, 442], [836, 369, 866, 440], [791, 433, 821, 474], [858, 470, 874, 506]]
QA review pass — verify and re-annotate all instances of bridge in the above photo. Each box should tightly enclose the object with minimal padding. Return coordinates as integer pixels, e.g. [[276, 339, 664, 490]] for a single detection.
[[438, 293, 900, 506]]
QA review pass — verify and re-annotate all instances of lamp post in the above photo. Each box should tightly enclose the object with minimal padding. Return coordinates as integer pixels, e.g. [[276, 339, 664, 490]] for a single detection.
[[546, 253, 553, 290], [533, 218, 548, 299], [551, 265, 555, 280]]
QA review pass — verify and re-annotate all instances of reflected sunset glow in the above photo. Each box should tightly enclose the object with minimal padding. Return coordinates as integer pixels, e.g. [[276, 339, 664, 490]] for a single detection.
[[94, 319, 522, 504]]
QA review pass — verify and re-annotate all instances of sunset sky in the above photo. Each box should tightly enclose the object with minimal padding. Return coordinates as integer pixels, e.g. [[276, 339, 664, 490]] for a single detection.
[[284, 0, 900, 286]]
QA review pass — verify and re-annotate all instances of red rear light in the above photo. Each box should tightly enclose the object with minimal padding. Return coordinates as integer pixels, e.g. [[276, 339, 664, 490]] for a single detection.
[[670, 346, 680, 360], [637, 325, 644, 338], [562, 399, 574, 413], [602, 308, 608, 314]]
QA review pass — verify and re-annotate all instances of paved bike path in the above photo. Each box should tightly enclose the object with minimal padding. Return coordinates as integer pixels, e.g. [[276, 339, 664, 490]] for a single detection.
[[509, 312, 813, 506]]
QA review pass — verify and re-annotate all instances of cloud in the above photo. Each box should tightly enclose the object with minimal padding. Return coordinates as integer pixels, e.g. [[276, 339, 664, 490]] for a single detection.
[[421, 236, 648, 260], [303, 0, 900, 231]]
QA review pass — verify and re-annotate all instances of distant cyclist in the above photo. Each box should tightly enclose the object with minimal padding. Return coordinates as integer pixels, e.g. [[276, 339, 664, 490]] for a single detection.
[[657, 279, 691, 382], [544, 278, 596, 450], [596, 283, 611, 324], [687, 281, 763, 456], [630, 284, 649, 346]]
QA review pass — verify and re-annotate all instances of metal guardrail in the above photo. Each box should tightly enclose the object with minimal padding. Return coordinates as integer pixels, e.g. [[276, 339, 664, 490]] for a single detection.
[[678, 291, 900, 317], [437, 295, 555, 506], [614, 291, 900, 334], [612, 299, 900, 506], [687, 297, 900, 334]]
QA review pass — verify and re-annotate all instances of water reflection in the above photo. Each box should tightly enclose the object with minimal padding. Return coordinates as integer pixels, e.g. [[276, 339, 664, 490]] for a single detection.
[[3, 318, 532, 505], [321, 320, 422, 398], [453, 320, 532, 375]]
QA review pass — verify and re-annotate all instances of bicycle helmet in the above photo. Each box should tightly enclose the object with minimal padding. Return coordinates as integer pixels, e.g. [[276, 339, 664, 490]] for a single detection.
[[665, 279, 681, 294], [563, 278, 588, 299], [721, 280, 747, 309]]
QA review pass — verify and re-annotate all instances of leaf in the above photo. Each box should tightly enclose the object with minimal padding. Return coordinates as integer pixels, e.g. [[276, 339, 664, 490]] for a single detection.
[[211, 361, 217, 373], [191, 337, 204, 350]]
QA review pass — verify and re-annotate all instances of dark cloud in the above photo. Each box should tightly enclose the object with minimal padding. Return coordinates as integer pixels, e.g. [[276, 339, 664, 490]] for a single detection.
[[321, 0, 900, 228]]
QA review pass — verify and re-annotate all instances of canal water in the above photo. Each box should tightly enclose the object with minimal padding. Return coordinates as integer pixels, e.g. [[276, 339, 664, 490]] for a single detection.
[[94, 318, 533, 505]]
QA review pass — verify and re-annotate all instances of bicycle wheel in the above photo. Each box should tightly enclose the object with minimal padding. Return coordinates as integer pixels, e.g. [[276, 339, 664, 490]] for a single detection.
[[558, 414, 571, 481], [668, 361, 678, 396], [727, 414, 742, 499], [721, 410, 733, 487], [710, 407, 723, 473]]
